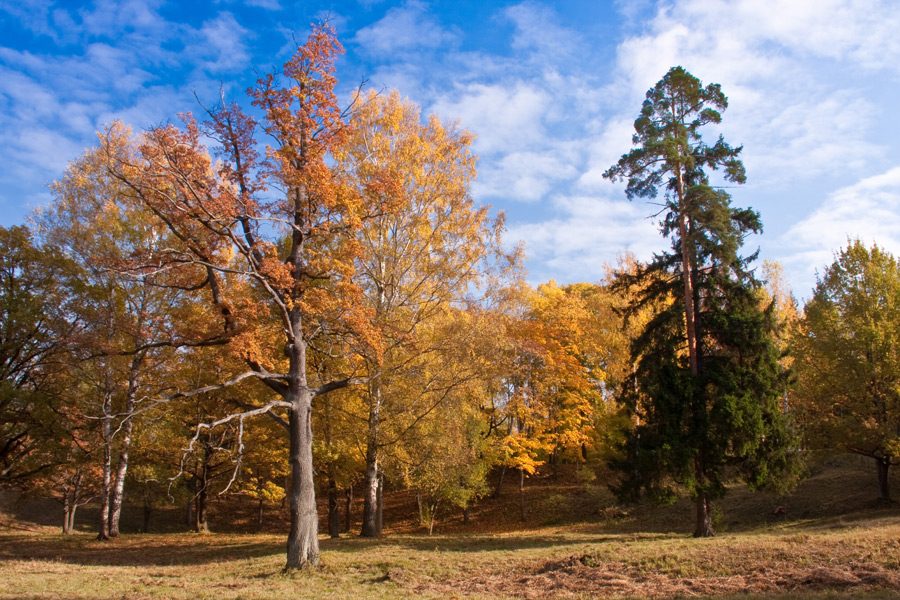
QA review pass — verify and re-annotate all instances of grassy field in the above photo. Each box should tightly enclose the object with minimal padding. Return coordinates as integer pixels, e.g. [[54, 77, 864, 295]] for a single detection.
[[3, 455, 900, 599]]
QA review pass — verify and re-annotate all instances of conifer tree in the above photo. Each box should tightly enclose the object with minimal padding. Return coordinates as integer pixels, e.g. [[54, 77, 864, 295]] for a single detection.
[[606, 67, 796, 537]]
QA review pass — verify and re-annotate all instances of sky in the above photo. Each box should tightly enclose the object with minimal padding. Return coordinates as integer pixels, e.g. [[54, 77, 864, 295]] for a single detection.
[[2, 0, 899, 300]]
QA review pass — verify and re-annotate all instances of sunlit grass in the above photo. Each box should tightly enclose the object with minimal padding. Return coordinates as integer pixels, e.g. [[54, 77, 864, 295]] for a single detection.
[[3, 456, 900, 598], [2, 517, 900, 599]]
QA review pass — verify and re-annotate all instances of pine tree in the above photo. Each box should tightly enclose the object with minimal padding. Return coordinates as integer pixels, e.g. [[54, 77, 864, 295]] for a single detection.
[[606, 67, 797, 537]]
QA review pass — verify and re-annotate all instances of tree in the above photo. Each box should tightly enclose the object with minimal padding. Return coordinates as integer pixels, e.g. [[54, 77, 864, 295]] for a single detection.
[[39, 124, 199, 540], [605, 67, 796, 537], [104, 24, 374, 569], [0, 226, 72, 485], [794, 240, 900, 501], [338, 90, 503, 537], [604, 66, 746, 380]]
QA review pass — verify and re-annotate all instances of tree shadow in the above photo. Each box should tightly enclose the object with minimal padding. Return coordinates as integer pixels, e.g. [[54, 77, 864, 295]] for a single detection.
[[318, 532, 641, 554], [0, 534, 283, 567]]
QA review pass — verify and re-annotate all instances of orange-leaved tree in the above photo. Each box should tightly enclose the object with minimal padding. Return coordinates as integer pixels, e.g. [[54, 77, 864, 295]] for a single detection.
[[104, 24, 377, 569], [338, 90, 507, 536]]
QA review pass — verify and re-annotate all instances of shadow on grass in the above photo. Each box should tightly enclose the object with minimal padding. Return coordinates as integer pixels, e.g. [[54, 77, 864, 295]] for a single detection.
[[318, 532, 640, 555], [0, 534, 283, 567]]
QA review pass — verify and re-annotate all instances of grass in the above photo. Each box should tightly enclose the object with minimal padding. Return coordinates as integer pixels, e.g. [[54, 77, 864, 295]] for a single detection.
[[3, 454, 900, 599]]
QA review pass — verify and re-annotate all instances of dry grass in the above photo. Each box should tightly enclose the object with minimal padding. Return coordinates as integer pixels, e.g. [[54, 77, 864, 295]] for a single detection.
[[2, 517, 900, 599], [3, 454, 900, 599]]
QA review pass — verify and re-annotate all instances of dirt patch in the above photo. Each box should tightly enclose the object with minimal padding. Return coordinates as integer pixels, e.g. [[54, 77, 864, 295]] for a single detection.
[[415, 555, 900, 598]]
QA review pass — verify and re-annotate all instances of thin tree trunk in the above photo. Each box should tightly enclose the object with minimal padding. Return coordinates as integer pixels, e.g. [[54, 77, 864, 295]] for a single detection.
[[694, 494, 715, 537], [428, 499, 438, 536], [62, 491, 72, 535], [675, 169, 699, 377], [416, 491, 424, 525], [463, 503, 470, 525], [519, 468, 526, 522], [68, 503, 77, 534], [361, 383, 381, 537], [109, 356, 141, 538], [257, 497, 265, 533], [344, 485, 353, 533], [327, 478, 340, 538], [376, 473, 384, 536], [877, 457, 892, 501], [97, 387, 113, 541], [494, 465, 506, 499], [195, 456, 209, 533], [185, 489, 194, 528], [143, 499, 152, 533]]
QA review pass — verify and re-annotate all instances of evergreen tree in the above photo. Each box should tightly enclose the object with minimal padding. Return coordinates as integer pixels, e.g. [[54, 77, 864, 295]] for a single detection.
[[606, 67, 797, 537]]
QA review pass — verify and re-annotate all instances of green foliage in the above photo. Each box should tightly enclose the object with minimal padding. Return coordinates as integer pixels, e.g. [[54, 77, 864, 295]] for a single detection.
[[606, 68, 798, 534], [794, 241, 900, 471], [0, 225, 73, 484]]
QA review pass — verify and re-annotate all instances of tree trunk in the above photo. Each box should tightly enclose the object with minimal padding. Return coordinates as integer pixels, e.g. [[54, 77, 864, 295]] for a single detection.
[[68, 503, 77, 534], [97, 392, 112, 541], [361, 384, 381, 537], [62, 492, 72, 535], [284, 387, 319, 570], [185, 490, 194, 528], [376, 473, 384, 536], [694, 494, 715, 537], [494, 465, 506, 499], [256, 497, 265, 533], [108, 358, 140, 538], [519, 468, 526, 522], [327, 478, 340, 538], [877, 457, 892, 501], [195, 457, 210, 533], [428, 499, 438, 536], [675, 170, 699, 377], [463, 504, 470, 525], [143, 499, 152, 533], [344, 485, 353, 533]]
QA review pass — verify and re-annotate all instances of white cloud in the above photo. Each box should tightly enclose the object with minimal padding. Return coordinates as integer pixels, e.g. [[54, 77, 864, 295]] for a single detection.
[[186, 12, 252, 74], [507, 193, 661, 283], [430, 82, 550, 155], [503, 1, 577, 59], [354, 1, 458, 55], [475, 148, 580, 203], [778, 167, 900, 297]]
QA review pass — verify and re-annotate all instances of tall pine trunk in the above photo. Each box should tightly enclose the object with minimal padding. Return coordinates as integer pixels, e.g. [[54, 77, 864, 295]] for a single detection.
[[694, 494, 715, 537]]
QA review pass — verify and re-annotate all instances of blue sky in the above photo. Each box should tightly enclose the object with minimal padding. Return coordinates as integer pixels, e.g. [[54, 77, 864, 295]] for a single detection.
[[2, 0, 899, 298]]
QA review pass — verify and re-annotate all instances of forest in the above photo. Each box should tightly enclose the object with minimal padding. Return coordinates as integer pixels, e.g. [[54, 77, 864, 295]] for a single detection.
[[3, 23, 900, 598]]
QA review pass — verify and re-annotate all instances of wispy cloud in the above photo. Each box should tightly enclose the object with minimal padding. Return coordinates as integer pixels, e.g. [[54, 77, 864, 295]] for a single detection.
[[354, 1, 458, 55], [779, 167, 900, 296]]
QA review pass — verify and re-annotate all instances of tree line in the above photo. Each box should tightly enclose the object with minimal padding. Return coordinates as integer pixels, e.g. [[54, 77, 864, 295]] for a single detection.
[[2, 25, 898, 570]]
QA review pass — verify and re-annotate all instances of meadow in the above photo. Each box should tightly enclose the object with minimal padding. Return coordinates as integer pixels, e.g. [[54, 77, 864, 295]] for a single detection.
[[3, 456, 900, 600]]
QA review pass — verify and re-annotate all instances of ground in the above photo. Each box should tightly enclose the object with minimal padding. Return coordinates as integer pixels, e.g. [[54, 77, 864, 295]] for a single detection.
[[2, 453, 900, 599]]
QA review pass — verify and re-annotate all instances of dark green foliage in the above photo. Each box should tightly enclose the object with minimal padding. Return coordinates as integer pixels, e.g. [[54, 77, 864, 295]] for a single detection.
[[0, 226, 72, 483], [606, 68, 798, 536]]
